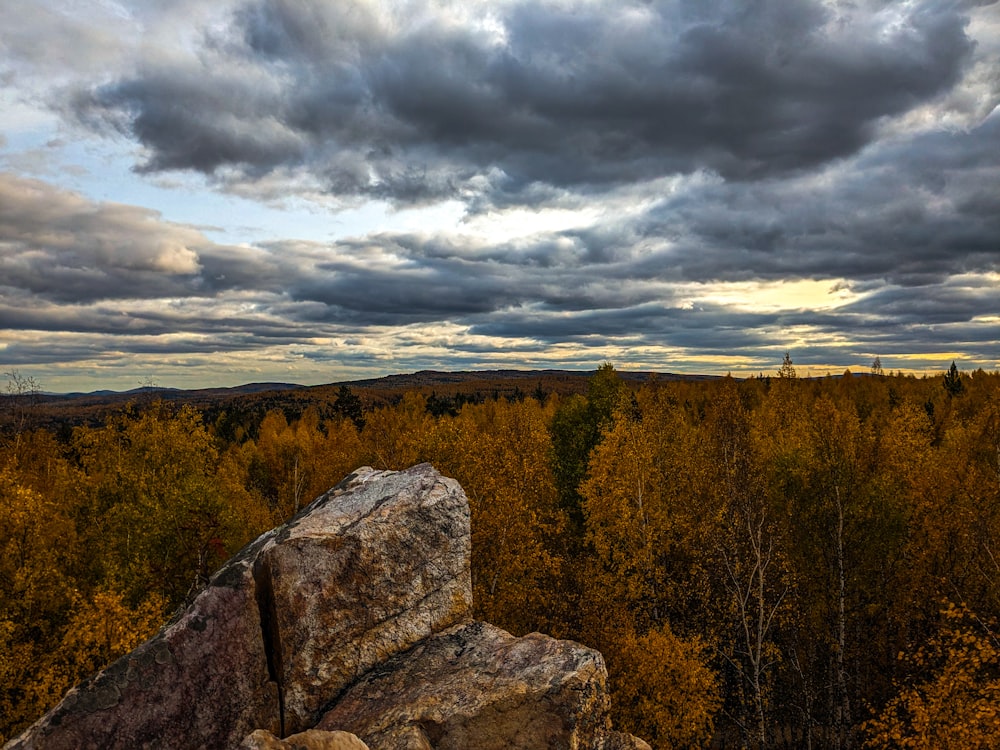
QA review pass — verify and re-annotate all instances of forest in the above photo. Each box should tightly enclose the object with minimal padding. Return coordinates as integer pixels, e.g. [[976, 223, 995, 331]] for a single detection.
[[2, 360, 999, 749]]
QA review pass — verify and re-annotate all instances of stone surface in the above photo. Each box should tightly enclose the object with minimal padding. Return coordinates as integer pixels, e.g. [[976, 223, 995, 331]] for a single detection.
[[241, 728, 370, 750], [3, 540, 281, 750], [317, 620, 613, 750], [264, 465, 472, 733], [4, 465, 472, 749], [593, 732, 653, 750]]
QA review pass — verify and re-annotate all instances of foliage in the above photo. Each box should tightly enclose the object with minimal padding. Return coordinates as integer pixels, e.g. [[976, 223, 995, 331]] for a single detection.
[[610, 624, 721, 749], [71, 403, 246, 605], [0, 469, 78, 738], [865, 603, 1000, 749], [423, 398, 566, 634], [550, 363, 628, 533]]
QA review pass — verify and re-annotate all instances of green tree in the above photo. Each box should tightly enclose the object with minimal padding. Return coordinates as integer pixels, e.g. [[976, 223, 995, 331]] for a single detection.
[[943, 361, 965, 397], [333, 385, 365, 430], [550, 363, 627, 533]]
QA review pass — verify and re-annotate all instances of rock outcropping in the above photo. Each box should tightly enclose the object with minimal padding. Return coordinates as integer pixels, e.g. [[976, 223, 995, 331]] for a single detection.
[[5, 464, 648, 750]]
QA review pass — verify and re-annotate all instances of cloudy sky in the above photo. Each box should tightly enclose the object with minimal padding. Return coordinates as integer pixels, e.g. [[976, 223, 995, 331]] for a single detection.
[[2, 0, 999, 391]]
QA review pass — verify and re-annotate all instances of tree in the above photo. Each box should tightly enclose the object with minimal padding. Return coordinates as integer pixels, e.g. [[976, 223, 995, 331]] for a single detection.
[[550, 363, 627, 534], [21, 589, 166, 729], [709, 380, 789, 749], [362, 392, 432, 470], [72, 403, 240, 606], [580, 384, 713, 635], [2, 371, 41, 451], [580, 384, 724, 747], [779, 352, 797, 379], [424, 399, 565, 635], [801, 397, 869, 750], [865, 603, 1000, 749], [870, 357, 884, 377], [333, 385, 365, 429], [611, 624, 721, 749], [0, 468, 79, 740], [943, 361, 965, 397]]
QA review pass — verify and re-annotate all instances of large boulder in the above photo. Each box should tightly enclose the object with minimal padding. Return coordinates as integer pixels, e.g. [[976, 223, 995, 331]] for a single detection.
[[317, 620, 612, 750], [258, 466, 472, 733], [5, 465, 472, 749], [3, 536, 281, 750]]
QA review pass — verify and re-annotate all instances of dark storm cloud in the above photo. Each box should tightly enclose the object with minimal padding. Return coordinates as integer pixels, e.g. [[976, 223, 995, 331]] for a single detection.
[[0, 298, 316, 341], [839, 279, 1000, 325], [70, 0, 977, 203], [466, 302, 780, 343], [0, 331, 315, 367], [77, 70, 308, 176], [620, 111, 1000, 286]]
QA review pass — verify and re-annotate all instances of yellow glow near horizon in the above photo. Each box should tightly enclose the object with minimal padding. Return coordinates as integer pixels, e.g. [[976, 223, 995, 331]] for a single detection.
[[684, 278, 859, 312]]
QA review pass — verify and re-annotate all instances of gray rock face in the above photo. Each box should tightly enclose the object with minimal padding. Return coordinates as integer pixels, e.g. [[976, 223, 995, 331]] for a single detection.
[[5, 464, 647, 750], [240, 729, 370, 750], [260, 466, 472, 733], [317, 620, 610, 750], [3, 541, 281, 750]]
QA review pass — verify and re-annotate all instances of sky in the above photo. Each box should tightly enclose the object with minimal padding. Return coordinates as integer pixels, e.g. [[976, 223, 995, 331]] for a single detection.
[[1, 0, 999, 392]]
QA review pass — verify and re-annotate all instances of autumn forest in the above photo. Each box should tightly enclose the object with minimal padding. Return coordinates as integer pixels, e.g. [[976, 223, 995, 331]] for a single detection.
[[2, 361, 1000, 749]]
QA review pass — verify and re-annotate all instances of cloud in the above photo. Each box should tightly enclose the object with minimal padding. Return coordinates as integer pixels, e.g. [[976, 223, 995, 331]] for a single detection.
[[69, 0, 977, 205], [0, 1, 131, 78], [621, 110, 1000, 287], [5, 144, 996, 364], [0, 173, 210, 302]]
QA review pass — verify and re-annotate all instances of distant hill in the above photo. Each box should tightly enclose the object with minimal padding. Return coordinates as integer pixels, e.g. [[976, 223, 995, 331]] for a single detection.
[[11, 369, 721, 433], [48, 383, 302, 400], [330, 368, 720, 390]]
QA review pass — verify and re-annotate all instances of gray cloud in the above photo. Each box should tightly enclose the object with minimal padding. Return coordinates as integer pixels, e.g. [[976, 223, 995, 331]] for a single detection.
[[0, 173, 209, 302], [70, 0, 977, 204], [2, 151, 997, 373], [622, 111, 1000, 286]]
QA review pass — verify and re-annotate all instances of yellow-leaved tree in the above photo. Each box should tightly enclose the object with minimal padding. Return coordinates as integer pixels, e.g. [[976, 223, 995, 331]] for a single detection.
[[865, 603, 1000, 749], [0, 468, 78, 740], [611, 623, 721, 750], [580, 384, 722, 748], [72, 402, 249, 607], [19, 589, 167, 729], [424, 398, 565, 635]]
